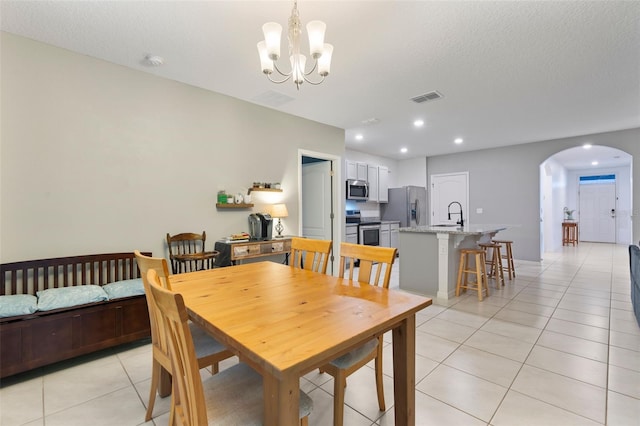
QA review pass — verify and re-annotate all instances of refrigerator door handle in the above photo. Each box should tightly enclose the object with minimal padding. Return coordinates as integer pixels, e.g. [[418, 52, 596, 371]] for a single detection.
[[415, 199, 420, 225]]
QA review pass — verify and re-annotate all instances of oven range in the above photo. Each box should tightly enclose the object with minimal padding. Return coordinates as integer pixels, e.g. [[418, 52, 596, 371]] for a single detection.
[[346, 210, 381, 247]]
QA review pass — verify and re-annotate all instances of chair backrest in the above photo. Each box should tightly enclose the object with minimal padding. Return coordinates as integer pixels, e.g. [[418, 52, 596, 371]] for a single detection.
[[166, 231, 208, 274], [135, 250, 171, 289], [148, 269, 208, 426], [338, 242, 397, 288], [134, 250, 173, 361], [290, 237, 332, 274]]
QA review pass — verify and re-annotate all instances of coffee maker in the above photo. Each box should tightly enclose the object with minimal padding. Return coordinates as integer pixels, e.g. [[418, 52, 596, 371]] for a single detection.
[[248, 213, 273, 241]]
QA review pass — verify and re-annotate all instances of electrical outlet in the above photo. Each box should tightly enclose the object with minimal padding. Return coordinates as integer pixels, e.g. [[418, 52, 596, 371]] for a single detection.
[[476, 208, 483, 214]]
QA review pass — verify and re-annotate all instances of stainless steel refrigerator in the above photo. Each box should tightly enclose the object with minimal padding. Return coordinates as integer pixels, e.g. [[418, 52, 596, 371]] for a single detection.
[[381, 186, 428, 227]]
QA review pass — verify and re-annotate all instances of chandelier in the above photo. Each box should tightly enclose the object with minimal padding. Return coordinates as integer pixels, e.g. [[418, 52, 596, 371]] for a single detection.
[[257, 0, 333, 90]]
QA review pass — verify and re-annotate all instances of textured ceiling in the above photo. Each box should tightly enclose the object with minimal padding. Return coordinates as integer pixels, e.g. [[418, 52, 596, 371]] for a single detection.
[[1, 1, 638, 165]]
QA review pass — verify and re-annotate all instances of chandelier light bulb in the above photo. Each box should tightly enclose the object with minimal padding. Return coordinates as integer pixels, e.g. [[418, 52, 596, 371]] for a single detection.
[[318, 43, 333, 76], [262, 22, 282, 60], [257, 41, 274, 74], [306, 20, 326, 58], [291, 54, 307, 85]]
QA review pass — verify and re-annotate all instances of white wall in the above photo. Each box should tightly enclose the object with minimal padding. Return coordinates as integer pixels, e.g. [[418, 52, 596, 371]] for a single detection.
[[540, 158, 568, 252], [0, 33, 345, 262], [426, 128, 640, 261], [396, 157, 427, 188]]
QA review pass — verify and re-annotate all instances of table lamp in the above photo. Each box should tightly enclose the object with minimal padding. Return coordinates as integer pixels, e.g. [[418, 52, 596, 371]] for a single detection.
[[270, 203, 288, 238]]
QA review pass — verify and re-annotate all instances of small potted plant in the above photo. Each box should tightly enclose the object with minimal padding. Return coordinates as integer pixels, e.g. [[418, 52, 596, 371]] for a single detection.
[[563, 207, 575, 221]]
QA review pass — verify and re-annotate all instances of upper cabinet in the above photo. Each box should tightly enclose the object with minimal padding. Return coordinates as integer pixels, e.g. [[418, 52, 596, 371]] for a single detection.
[[378, 166, 389, 203], [346, 160, 389, 203], [346, 161, 368, 181], [368, 165, 389, 203], [368, 165, 379, 202]]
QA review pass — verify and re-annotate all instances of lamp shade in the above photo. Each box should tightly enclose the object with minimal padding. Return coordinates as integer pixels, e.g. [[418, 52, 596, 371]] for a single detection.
[[306, 20, 326, 58], [318, 43, 333, 76], [270, 203, 289, 218], [257, 41, 274, 74], [262, 22, 282, 60]]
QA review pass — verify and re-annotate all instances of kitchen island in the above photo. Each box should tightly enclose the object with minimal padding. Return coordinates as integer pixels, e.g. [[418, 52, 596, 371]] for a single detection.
[[399, 224, 508, 301]]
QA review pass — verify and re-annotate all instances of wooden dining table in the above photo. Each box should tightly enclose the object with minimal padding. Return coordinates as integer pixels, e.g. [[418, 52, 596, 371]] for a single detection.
[[169, 261, 432, 425]]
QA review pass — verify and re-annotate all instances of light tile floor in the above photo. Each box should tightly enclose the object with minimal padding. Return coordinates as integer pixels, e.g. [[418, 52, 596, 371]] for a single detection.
[[2, 242, 639, 425]]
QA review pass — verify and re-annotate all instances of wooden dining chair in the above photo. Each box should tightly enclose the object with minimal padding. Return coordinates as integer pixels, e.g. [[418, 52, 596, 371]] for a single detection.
[[147, 269, 313, 426], [290, 237, 332, 274], [134, 251, 233, 422], [322, 242, 398, 426], [166, 231, 218, 274]]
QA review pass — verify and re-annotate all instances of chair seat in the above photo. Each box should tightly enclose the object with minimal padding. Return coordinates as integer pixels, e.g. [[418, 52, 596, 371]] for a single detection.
[[329, 338, 378, 369], [189, 323, 227, 359], [202, 362, 313, 425]]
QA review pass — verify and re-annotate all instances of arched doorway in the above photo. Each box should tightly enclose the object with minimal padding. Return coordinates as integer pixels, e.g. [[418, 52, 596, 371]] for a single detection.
[[540, 145, 632, 256]]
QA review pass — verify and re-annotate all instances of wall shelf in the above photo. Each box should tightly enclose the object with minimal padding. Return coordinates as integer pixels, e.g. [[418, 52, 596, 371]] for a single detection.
[[216, 203, 254, 209], [248, 187, 282, 194]]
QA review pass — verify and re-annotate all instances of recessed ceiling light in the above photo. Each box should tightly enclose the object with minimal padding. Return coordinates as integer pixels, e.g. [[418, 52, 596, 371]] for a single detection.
[[454, 138, 463, 144], [583, 143, 592, 149], [413, 119, 424, 127], [355, 134, 363, 141], [400, 147, 408, 153], [591, 161, 599, 166]]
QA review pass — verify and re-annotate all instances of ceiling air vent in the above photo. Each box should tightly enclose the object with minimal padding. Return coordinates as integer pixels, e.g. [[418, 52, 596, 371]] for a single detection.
[[251, 90, 295, 107], [411, 91, 443, 104]]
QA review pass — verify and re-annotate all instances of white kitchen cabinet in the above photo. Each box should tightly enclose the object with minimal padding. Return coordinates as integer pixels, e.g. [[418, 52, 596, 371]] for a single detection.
[[346, 224, 358, 244], [356, 162, 368, 180], [380, 223, 391, 247], [390, 222, 399, 249], [378, 166, 389, 203], [368, 165, 379, 202], [346, 161, 368, 181], [346, 161, 357, 180], [365, 165, 389, 203]]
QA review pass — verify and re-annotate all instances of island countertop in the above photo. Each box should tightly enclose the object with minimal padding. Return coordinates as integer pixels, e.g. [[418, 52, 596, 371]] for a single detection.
[[399, 224, 508, 235], [398, 224, 511, 301]]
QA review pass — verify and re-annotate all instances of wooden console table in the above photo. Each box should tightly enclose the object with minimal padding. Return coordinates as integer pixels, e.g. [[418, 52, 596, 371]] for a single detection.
[[562, 222, 578, 246], [214, 238, 291, 266]]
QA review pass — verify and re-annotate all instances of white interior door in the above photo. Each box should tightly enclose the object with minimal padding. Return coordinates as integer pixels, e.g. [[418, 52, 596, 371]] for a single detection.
[[579, 182, 616, 243], [302, 161, 332, 241], [430, 172, 469, 225]]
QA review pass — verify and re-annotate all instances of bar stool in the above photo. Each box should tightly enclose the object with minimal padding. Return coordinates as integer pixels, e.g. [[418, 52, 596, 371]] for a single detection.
[[492, 239, 516, 280], [456, 249, 489, 301], [478, 242, 505, 287]]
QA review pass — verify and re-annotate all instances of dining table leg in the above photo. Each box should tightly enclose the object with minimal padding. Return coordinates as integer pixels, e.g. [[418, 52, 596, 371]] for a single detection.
[[263, 371, 299, 426], [392, 314, 416, 426]]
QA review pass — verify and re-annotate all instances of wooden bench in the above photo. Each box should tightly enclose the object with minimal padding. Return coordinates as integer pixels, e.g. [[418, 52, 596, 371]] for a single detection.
[[1, 252, 151, 378]]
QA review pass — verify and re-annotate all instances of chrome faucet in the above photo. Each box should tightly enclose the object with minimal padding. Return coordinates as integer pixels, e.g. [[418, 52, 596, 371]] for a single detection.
[[447, 201, 464, 226]]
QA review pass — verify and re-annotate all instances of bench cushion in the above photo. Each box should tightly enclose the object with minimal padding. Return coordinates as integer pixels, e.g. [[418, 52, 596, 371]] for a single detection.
[[102, 278, 144, 300], [36, 285, 109, 311], [0, 294, 38, 318]]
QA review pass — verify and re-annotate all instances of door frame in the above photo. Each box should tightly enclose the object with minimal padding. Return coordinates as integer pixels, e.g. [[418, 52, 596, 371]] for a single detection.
[[298, 149, 342, 275], [577, 173, 617, 243], [429, 172, 470, 226]]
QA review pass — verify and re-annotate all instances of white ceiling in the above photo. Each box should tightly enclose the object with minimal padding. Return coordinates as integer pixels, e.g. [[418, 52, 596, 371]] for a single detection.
[[1, 1, 638, 166]]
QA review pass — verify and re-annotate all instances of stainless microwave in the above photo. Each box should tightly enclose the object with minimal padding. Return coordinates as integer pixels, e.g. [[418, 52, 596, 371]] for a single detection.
[[346, 179, 369, 201]]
